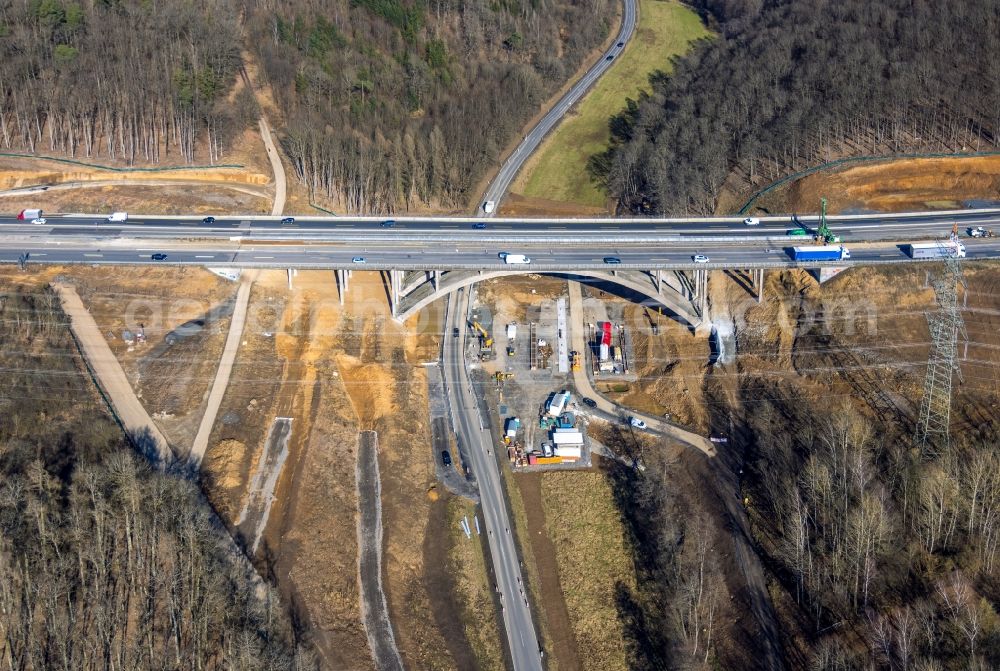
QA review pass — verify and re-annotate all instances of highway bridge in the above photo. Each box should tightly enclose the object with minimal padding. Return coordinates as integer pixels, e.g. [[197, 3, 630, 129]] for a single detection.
[[4, 208, 999, 328]]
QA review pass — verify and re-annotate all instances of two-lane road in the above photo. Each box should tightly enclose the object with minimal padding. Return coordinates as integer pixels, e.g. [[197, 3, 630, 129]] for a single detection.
[[479, 0, 637, 214], [443, 290, 542, 671]]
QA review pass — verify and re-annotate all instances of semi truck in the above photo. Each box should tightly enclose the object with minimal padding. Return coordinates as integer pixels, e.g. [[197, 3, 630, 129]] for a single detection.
[[905, 241, 966, 259], [790, 246, 851, 261], [17, 209, 42, 220]]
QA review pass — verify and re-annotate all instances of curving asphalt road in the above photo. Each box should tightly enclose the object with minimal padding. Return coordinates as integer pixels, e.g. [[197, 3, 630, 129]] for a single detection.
[[478, 0, 637, 215]]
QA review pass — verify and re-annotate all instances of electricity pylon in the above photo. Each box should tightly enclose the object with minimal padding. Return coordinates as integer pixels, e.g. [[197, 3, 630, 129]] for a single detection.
[[915, 248, 967, 454]]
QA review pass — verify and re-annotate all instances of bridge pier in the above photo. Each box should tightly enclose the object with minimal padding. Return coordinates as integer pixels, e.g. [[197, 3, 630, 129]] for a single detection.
[[692, 269, 708, 318], [751, 268, 765, 303], [336, 268, 352, 305]]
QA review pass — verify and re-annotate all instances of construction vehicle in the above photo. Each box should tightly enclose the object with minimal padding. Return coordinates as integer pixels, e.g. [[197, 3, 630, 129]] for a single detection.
[[470, 321, 493, 359], [969, 226, 994, 238], [570, 350, 581, 371], [814, 197, 840, 244], [494, 371, 514, 382]]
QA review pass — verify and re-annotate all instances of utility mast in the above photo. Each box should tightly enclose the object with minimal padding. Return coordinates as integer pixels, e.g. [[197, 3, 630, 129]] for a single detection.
[[915, 251, 967, 454]]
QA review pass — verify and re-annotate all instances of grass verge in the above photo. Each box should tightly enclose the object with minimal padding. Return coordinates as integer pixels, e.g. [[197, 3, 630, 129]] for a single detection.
[[517, 0, 708, 207], [541, 471, 636, 671], [448, 499, 506, 670]]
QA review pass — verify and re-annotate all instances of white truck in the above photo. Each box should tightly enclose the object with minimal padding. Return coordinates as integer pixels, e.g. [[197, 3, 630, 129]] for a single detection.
[[17, 208, 42, 220], [107, 212, 128, 222], [500, 253, 530, 264], [482, 200, 496, 214], [906, 241, 966, 259]]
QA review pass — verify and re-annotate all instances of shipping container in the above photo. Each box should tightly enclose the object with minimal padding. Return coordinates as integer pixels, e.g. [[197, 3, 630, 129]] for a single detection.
[[535, 456, 563, 465]]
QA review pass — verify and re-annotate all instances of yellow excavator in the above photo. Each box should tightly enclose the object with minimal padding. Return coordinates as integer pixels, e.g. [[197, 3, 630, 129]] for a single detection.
[[471, 321, 493, 358]]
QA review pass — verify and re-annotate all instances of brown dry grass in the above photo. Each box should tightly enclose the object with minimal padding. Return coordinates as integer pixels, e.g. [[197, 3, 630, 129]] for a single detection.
[[445, 501, 506, 670], [759, 154, 1000, 214], [541, 471, 635, 671]]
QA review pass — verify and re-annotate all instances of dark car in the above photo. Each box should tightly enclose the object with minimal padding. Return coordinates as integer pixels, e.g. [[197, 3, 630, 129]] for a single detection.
[[281, 216, 295, 224], [202, 216, 216, 224], [151, 253, 168, 261], [617, 41, 624, 47], [606, 55, 614, 61], [582, 397, 597, 408], [473, 222, 487, 229], [603, 256, 621, 264], [441, 450, 453, 467], [381, 219, 395, 228], [453, 327, 460, 337]]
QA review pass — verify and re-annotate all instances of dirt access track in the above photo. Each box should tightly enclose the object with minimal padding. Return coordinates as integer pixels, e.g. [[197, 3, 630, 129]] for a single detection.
[[749, 153, 1000, 215]]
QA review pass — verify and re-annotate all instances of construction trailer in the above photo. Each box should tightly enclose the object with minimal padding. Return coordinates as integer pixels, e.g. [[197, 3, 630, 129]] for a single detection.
[[554, 445, 581, 460], [551, 428, 584, 445], [546, 390, 571, 417], [597, 321, 613, 361]]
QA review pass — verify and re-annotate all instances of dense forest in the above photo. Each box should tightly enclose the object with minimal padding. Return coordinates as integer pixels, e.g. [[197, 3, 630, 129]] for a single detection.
[[595, 0, 1000, 214], [0, 1, 245, 163], [0, 0, 617, 211], [0, 287, 305, 670], [244, 0, 615, 211]]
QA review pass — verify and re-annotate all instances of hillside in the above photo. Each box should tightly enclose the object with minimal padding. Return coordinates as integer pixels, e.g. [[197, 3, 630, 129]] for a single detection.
[[0, 284, 302, 670], [594, 0, 1000, 214], [245, 0, 617, 212]]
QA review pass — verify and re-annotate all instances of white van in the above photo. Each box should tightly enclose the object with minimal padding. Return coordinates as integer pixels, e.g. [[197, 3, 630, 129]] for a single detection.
[[483, 200, 496, 214], [107, 211, 128, 222], [501, 253, 530, 265]]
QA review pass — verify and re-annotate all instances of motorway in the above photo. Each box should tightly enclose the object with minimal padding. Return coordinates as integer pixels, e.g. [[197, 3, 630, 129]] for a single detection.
[[478, 0, 637, 213], [443, 289, 543, 671], [5, 216, 1000, 270], [4, 210, 1000, 271]]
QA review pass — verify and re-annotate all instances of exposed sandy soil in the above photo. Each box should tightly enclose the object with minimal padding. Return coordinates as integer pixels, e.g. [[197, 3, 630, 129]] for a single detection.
[[748, 154, 1000, 216], [0, 182, 271, 215], [27, 266, 237, 448], [197, 270, 482, 669]]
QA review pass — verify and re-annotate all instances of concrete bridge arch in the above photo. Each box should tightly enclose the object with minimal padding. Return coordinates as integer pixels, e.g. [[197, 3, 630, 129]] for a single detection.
[[385, 268, 705, 329]]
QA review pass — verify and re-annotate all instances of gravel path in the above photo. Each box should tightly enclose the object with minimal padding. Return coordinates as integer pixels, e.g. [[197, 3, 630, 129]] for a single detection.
[[53, 283, 172, 464], [356, 431, 405, 671], [189, 277, 253, 465]]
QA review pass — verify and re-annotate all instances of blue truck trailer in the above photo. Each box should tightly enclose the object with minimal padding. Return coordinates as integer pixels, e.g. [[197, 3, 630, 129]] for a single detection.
[[790, 246, 851, 261]]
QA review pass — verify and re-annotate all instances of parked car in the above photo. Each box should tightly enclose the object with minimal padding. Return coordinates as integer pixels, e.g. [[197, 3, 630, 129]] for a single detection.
[[151, 253, 168, 261], [693, 254, 710, 263], [743, 217, 760, 226], [352, 256, 366, 263], [381, 219, 395, 228], [629, 417, 647, 429], [582, 397, 598, 408], [603, 256, 621, 264], [281, 217, 295, 224], [441, 450, 453, 467], [202, 216, 216, 224]]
